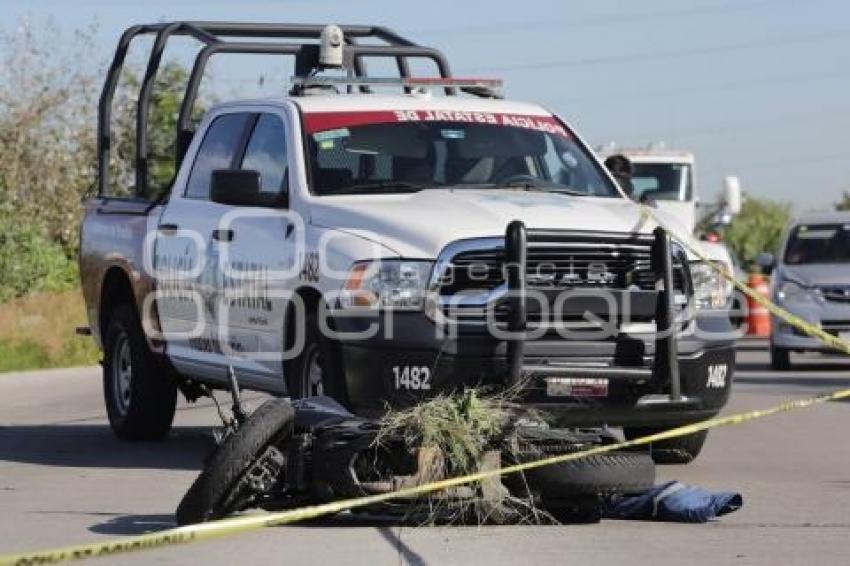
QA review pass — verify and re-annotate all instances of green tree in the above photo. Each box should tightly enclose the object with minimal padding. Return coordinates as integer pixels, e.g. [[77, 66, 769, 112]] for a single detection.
[[835, 191, 850, 211], [112, 62, 205, 198], [724, 195, 791, 270], [0, 22, 202, 299], [0, 22, 99, 254]]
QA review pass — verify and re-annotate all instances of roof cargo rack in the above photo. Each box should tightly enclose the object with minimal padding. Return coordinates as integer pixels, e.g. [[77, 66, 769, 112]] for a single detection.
[[289, 75, 503, 97], [97, 22, 465, 198]]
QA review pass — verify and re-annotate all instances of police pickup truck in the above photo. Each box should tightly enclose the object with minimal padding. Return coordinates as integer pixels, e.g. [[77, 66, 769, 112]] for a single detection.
[[79, 22, 735, 464]]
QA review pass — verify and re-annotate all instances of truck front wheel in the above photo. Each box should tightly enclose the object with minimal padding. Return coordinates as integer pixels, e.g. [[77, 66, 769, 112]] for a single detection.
[[770, 344, 792, 371], [284, 310, 346, 402], [103, 304, 177, 440]]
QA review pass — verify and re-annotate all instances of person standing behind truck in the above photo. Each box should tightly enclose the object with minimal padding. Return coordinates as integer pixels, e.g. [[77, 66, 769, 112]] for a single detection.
[[604, 154, 634, 197]]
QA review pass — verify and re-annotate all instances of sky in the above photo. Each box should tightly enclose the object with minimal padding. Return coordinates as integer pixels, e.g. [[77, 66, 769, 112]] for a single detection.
[[4, 0, 850, 212]]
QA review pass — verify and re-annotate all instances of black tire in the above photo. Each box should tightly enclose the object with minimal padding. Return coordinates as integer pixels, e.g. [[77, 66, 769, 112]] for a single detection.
[[730, 294, 745, 329], [176, 399, 295, 525], [103, 304, 177, 440], [284, 309, 346, 402], [623, 427, 709, 465], [506, 451, 655, 498], [770, 344, 792, 371]]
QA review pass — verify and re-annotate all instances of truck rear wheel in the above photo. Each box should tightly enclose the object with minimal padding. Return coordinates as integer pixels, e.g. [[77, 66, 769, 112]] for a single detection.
[[623, 427, 708, 465], [103, 304, 177, 440]]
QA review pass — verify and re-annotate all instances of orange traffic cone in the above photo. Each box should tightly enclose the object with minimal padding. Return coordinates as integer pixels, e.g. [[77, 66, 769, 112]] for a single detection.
[[746, 274, 772, 337]]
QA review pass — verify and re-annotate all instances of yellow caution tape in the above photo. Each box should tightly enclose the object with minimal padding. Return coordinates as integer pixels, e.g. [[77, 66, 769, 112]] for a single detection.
[[3, 207, 850, 565]]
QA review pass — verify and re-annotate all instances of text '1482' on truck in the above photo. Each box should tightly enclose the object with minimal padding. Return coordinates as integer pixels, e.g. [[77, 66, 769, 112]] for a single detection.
[[79, 22, 737, 464]]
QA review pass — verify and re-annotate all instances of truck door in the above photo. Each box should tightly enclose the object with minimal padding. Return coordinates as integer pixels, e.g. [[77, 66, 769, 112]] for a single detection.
[[154, 111, 258, 385], [214, 111, 297, 390]]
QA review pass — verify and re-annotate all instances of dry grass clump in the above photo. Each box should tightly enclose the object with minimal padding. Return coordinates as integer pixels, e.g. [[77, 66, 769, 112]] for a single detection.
[[376, 389, 512, 475], [374, 388, 555, 525]]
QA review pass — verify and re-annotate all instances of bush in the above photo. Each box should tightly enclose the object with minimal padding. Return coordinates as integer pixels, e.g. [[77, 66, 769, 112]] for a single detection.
[[724, 196, 791, 271], [0, 23, 99, 257], [0, 205, 77, 302], [0, 23, 204, 258]]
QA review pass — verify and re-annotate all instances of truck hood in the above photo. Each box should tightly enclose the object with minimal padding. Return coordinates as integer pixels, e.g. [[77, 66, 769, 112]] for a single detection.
[[696, 240, 733, 266], [309, 189, 675, 258], [653, 200, 696, 234]]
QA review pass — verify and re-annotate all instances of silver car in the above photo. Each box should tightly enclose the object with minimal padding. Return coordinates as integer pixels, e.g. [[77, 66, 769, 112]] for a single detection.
[[761, 212, 850, 370]]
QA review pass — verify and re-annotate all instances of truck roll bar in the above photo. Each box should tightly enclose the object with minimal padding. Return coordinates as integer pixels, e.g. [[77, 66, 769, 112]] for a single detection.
[[97, 22, 457, 198]]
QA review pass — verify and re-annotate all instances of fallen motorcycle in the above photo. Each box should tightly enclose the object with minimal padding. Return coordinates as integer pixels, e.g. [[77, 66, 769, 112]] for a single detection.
[[175, 395, 655, 526]]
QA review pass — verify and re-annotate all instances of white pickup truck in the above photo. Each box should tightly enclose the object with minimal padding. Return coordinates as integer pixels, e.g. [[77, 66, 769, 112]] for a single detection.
[[79, 22, 735, 464]]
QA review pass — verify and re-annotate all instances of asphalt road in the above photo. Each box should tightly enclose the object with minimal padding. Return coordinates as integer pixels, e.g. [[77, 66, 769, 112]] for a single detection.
[[1, 342, 849, 565]]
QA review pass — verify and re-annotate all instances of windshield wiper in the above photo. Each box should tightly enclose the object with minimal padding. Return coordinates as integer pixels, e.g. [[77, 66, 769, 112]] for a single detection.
[[499, 180, 587, 196], [332, 181, 431, 195]]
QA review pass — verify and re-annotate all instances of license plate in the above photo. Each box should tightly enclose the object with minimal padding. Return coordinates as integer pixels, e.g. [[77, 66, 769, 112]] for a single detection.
[[546, 377, 609, 398]]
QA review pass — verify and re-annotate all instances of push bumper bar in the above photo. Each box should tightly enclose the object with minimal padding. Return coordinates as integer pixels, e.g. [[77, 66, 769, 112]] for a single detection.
[[504, 221, 684, 400]]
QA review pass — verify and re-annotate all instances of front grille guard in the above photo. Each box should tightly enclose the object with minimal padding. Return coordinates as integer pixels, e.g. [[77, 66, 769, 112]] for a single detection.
[[501, 221, 685, 400]]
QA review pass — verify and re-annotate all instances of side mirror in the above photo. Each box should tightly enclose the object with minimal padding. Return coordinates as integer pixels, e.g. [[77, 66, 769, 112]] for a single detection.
[[210, 169, 286, 207], [722, 176, 742, 216], [755, 252, 776, 274]]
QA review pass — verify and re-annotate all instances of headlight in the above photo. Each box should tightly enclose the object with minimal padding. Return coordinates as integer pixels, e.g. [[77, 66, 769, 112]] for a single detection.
[[339, 260, 433, 310], [690, 261, 728, 310], [776, 279, 820, 303]]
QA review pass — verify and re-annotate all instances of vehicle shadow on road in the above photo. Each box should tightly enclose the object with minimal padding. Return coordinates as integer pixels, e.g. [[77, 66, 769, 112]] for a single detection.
[[0, 424, 215, 470], [735, 359, 850, 375], [89, 514, 177, 535], [735, 374, 850, 388], [733, 362, 850, 402], [88, 513, 427, 565]]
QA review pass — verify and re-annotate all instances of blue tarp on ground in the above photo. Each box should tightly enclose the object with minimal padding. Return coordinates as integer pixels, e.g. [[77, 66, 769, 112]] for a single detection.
[[604, 481, 743, 523]]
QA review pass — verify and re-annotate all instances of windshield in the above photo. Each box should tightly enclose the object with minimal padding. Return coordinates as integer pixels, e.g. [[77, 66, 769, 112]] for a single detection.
[[302, 110, 618, 197], [630, 163, 693, 202], [784, 223, 850, 265]]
